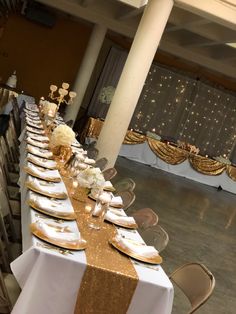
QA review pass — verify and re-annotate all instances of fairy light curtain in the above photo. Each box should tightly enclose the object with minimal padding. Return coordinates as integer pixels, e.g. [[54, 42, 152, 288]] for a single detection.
[[87, 46, 236, 158]]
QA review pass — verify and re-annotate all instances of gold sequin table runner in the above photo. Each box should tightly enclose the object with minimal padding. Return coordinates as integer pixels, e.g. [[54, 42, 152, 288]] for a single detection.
[[63, 178, 138, 314]]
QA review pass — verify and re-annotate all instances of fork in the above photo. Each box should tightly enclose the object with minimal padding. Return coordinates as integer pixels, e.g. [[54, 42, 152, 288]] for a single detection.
[[36, 242, 73, 256]]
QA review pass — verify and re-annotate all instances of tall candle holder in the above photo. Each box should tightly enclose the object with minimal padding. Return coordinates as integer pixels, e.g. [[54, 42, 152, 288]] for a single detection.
[[49, 82, 77, 111]]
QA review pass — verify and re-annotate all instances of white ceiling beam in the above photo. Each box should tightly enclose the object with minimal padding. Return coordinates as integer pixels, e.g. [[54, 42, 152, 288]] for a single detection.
[[36, 0, 137, 37], [165, 19, 210, 32], [159, 40, 236, 78], [174, 0, 236, 31], [116, 6, 144, 20]]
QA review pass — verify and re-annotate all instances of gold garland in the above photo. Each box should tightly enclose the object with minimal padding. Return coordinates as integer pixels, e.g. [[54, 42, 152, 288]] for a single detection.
[[124, 130, 146, 145], [147, 138, 189, 165], [226, 165, 236, 181], [189, 155, 226, 175]]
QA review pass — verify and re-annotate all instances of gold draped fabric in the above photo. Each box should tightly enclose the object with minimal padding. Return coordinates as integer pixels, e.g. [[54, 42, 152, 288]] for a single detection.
[[147, 138, 189, 165], [82, 118, 236, 180], [62, 179, 138, 314], [80, 117, 103, 143], [189, 155, 226, 175], [226, 165, 236, 181], [124, 131, 146, 145]]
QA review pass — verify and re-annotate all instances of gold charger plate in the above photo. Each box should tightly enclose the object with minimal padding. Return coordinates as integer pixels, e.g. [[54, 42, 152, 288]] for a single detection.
[[28, 199, 76, 220], [26, 126, 45, 135], [88, 194, 123, 208], [109, 237, 162, 265], [30, 222, 87, 250], [24, 166, 61, 183], [27, 147, 54, 160], [27, 156, 57, 170], [27, 139, 49, 149], [105, 216, 138, 229], [27, 121, 44, 129], [26, 181, 68, 199]]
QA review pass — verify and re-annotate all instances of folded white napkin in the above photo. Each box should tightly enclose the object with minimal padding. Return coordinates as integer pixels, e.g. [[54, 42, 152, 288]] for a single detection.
[[116, 235, 158, 257], [27, 153, 57, 169], [105, 211, 135, 226], [27, 175, 67, 195], [27, 132, 49, 142], [72, 140, 81, 148], [72, 147, 87, 155], [24, 109, 39, 116], [25, 113, 40, 120], [27, 137, 49, 149], [27, 144, 53, 159], [26, 126, 45, 135], [29, 191, 74, 214], [84, 157, 95, 165], [36, 220, 78, 242], [25, 104, 39, 111], [26, 120, 43, 129], [110, 195, 123, 207], [108, 207, 126, 216], [103, 181, 114, 190], [26, 162, 60, 180]]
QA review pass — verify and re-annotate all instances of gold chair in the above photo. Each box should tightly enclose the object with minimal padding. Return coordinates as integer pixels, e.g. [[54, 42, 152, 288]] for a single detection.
[[130, 208, 158, 230], [139, 224, 169, 253], [95, 157, 108, 171], [169, 262, 215, 314], [119, 190, 136, 210], [114, 178, 136, 194], [102, 167, 117, 181]]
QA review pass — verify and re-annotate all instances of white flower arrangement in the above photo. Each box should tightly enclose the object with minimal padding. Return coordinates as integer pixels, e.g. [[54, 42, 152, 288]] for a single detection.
[[98, 86, 115, 104], [50, 124, 75, 147], [77, 167, 105, 189]]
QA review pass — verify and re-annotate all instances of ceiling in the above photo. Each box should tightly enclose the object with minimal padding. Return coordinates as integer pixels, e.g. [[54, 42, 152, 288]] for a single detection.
[[35, 0, 236, 81]]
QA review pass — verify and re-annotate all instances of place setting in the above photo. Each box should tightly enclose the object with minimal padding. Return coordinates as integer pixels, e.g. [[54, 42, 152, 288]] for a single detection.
[[26, 175, 68, 199], [26, 132, 49, 143], [24, 161, 61, 183], [28, 191, 76, 220], [27, 153, 57, 170], [26, 136, 49, 149], [27, 144, 54, 159], [26, 125, 46, 135]]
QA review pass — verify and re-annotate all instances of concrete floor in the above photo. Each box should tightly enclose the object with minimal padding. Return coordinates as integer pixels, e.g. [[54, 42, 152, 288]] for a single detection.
[[115, 156, 236, 314]]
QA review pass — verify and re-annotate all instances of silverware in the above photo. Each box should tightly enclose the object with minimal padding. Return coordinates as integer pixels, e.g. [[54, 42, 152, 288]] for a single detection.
[[133, 260, 159, 271], [36, 242, 73, 256], [35, 213, 64, 224]]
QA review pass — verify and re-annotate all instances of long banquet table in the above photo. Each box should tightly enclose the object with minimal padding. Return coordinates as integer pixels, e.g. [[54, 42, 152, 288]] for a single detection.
[[11, 104, 173, 314]]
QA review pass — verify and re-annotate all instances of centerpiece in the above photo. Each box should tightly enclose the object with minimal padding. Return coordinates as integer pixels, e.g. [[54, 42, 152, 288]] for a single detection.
[[50, 124, 75, 166]]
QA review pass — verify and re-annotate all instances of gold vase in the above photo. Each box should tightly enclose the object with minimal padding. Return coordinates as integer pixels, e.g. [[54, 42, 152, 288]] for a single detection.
[[52, 145, 72, 170]]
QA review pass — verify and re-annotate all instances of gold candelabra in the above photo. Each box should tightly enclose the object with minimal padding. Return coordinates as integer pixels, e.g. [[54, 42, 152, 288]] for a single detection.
[[49, 82, 77, 110]]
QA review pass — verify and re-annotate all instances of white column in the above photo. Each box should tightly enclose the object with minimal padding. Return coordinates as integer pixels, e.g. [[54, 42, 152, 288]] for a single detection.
[[96, 0, 174, 167], [64, 24, 107, 123]]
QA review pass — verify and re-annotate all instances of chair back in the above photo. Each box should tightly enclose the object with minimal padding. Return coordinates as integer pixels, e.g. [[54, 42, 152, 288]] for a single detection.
[[102, 167, 117, 181], [169, 262, 215, 313], [114, 178, 136, 193], [0, 267, 12, 312], [131, 208, 158, 230], [119, 190, 136, 210], [95, 157, 108, 171], [140, 224, 169, 253]]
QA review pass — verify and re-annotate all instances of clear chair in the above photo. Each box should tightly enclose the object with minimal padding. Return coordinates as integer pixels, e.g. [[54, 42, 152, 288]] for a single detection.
[[102, 167, 117, 181], [139, 224, 169, 253], [169, 262, 215, 314], [130, 208, 158, 230], [119, 190, 136, 210], [114, 178, 136, 194], [95, 157, 108, 171], [0, 265, 21, 313]]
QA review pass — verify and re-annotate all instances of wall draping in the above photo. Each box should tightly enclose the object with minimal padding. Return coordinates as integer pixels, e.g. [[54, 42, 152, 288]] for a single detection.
[[88, 47, 236, 159]]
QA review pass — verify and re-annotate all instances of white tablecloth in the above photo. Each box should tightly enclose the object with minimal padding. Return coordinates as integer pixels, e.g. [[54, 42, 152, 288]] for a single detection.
[[11, 128, 173, 314], [119, 142, 236, 194]]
